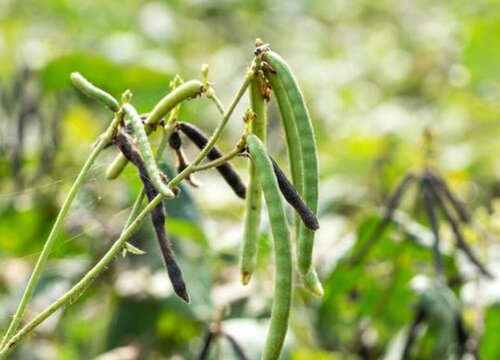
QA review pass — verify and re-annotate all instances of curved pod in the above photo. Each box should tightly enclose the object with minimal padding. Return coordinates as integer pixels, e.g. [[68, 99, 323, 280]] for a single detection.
[[262, 51, 322, 296]]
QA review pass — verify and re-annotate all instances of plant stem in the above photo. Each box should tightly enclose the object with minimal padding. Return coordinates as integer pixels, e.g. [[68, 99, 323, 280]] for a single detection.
[[123, 120, 174, 247], [207, 87, 226, 115], [0, 192, 164, 359], [0, 114, 121, 349], [194, 144, 246, 172]]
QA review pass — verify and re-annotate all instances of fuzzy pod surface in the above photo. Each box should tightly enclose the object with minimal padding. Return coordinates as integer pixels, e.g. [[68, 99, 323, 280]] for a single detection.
[[240, 74, 267, 285], [123, 104, 175, 198], [70, 72, 120, 112], [262, 50, 322, 296], [247, 134, 292, 360]]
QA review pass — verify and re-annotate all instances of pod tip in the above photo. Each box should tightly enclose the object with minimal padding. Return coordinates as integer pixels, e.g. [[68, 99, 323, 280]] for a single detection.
[[241, 272, 252, 285], [176, 289, 190, 303], [301, 269, 324, 297]]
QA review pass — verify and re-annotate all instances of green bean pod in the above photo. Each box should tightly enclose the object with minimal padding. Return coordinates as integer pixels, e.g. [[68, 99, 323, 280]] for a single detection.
[[70, 72, 120, 112], [106, 80, 204, 180], [123, 104, 175, 199], [247, 134, 292, 360], [240, 74, 267, 285], [261, 50, 322, 296]]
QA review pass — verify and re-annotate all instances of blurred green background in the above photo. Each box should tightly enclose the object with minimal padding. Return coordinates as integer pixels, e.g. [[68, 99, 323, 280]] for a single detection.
[[1, 0, 500, 359]]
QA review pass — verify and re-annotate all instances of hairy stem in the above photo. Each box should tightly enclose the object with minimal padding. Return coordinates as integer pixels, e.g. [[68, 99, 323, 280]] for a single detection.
[[0, 113, 121, 350], [0, 191, 164, 359], [193, 144, 245, 171]]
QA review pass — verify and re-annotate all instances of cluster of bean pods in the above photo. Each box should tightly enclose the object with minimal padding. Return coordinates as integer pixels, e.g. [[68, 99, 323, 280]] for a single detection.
[[69, 40, 321, 360]]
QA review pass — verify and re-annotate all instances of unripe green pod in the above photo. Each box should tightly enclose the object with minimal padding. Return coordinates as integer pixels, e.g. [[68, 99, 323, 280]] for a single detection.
[[240, 74, 267, 285], [106, 80, 204, 180], [262, 50, 322, 296], [123, 103, 175, 199], [247, 134, 292, 360], [70, 72, 120, 112]]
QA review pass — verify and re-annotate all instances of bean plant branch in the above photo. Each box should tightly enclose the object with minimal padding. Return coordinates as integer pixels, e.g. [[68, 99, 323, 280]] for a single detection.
[[0, 60, 258, 357], [0, 189, 164, 359], [193, 137, 247, 171]]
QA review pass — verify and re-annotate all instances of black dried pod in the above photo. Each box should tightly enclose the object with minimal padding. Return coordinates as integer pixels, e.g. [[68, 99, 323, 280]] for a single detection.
[[114, 129, 189, 303], [168, 129, 182, 150], [421, 176, 444, 279], [270, 157, 319, 231], [178, 122, 246, 198]]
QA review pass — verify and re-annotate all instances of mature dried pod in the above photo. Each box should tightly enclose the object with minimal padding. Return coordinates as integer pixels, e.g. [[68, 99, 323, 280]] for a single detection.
[[271, 157, 319, 231], [421, 176, 444, 279], [178, 121, 246, 198], [168, 129, 182, 150], [114, 129, 189, 303]]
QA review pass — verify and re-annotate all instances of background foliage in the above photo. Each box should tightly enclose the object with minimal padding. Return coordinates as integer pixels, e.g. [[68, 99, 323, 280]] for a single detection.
[[1, 0, 500, 359]]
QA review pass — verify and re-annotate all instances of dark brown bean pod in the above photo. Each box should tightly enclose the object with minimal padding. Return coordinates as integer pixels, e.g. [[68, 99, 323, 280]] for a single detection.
[[270, 157, 319, 230], [114, 129, 190, 303], [168, 129, 182, 150], [175, 149, 200, 188], [421, 176, 444, 279], [178, 121, 246, 199], [168, 127, 199, 186]]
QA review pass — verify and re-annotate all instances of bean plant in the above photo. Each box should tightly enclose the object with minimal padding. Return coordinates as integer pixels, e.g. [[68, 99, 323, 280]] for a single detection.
[[0, 40, 322, 360]]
